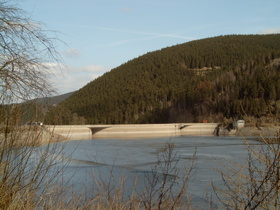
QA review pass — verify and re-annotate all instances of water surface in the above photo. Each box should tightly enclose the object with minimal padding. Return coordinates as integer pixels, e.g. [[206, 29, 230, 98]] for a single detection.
[[41, 135, 262, 208]]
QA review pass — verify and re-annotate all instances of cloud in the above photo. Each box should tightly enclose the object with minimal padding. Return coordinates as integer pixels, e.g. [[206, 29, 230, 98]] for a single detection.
[[53, 65, 110, 93], [63, 48, 81, 58], [47, 63, 110, 94], [93, 27, 196, 40], [100, 36, 160, 47], [121, 7, 133, 13], [66, 24, 196, 41], [258, 28, 280, 34], [27, 21, 42, 29], [82, 64, 108, 73]]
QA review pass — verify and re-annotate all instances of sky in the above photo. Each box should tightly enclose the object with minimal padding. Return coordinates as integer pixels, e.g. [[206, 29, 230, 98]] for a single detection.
[[19, 0, 280, 94]]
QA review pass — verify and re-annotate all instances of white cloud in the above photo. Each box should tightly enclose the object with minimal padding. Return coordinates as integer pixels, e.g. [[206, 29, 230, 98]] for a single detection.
[[87, 27, 196, 48], [66, 24, 196, 41], [258, 28, 280, 34], [100, 36, 160, 47], [121, 7, 133, 13], [27, 21, 42, 29], [38, 62, 109, 94], [94, 27, 196, 40], [47, 63, 110, 94], [63, 48, 81, 58], [83, 64, 108, 73]]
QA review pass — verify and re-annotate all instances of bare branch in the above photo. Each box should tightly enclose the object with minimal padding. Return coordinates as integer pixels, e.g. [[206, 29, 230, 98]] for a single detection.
[[0, 0, 62, 103]]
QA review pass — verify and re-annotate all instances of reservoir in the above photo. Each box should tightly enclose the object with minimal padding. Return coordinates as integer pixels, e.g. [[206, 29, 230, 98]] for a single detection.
[[39, 135, 263, 208]]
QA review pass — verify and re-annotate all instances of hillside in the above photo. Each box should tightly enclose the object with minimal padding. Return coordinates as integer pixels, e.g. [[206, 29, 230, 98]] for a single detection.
[[33, 91, 75, 106], [45, 34, 280, 125], [0, 92, 75, 125]]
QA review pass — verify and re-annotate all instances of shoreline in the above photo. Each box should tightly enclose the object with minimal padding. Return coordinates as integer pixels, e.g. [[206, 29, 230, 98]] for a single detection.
[[235, 126, 280, 137], [45, 123, 218, 141], [43, 124, 280, 143]]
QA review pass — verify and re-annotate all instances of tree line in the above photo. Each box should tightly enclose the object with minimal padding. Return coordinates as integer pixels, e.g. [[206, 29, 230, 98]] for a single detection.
[[45, 34, 280, 125]]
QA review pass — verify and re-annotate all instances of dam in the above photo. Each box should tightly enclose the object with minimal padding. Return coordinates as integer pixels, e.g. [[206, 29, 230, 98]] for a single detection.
[[45, 123, 221, 141]]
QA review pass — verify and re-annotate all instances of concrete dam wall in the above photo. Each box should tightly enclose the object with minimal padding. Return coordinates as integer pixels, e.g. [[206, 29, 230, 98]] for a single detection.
[[46, 123, 220, 140]]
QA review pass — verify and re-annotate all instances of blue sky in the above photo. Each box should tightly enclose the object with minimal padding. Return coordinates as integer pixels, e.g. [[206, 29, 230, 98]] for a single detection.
[[20, 0, 280, 94]]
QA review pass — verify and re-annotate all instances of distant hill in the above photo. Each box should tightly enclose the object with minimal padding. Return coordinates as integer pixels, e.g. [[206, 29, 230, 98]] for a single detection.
[[34, 91, 75, 106], [45, 34, 280, 125], [0, 91, 75, 125]]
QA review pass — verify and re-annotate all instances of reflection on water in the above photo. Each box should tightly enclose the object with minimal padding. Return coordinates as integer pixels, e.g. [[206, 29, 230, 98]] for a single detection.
[[41, 135, 262, 208]]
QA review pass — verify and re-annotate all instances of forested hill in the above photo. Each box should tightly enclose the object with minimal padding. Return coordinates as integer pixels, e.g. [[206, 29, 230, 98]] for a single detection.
[[46, 34, 280, 125]]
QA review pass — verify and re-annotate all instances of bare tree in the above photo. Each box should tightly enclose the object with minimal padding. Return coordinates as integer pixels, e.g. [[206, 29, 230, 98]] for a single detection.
[[0, 1, 70, 209], [141, 141, 195, 209], [0, 0, 60, 104], [213, 131, 280, 209]]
